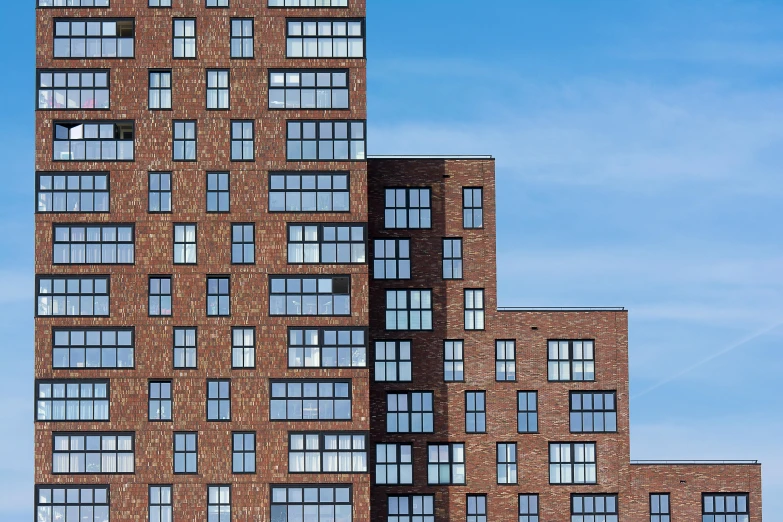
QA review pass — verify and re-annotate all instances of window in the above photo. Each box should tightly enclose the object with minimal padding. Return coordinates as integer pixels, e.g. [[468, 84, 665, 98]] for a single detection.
[[269, 69, 349, 109], [230, 19, 253, 58], [549, 442, 596, 484], [271, 486, 352, 522], [37, 172, 109, 213], [703, 494, 749, 522], [464, 289, 485, 330], [442, 239, 463, 279], [207, 379, 231, 420], [465, 391, 486, 433], [288, 328, 367, 368], [444, 340, 464, 382], [173, 224, 197, 264], [37, 276, 109, 317], [386, 391, 433, 433], [35, 486, 109, 522], [149, 381, 172, 421], [53, 433, 134, 474], [388, 496, 434, 522], [149, 0, 171, 6], [427, 443, 465, 485], [518, 495, 539, 522], [54, 19, 134, 58], [173, 120, 196, 161], [463, 187, 483, 228], [149, 172, 172, 212], [467, 495, 487, 522], [373, 239, 410, 279], [270, 380, 351, 420], [53, 224, 134, 264], [289, 432, 367, 473], [287, 120, 366, 161], [207, 0, 228, 5], [207, 276, 230, 316], [384, 188, 432, 229], [231, 120, 254, 160], [40, 0, 109, 5], [570, 391, 617, 433], [375, 443, 412, 485], [173, 19, 196, 58], [173, 327, 197, 369], [206, 173, 230, 212], [270, 0, 347, 5], [547, 340, 595, 381], [497, 443, 517, 484], [288, 224, 366, 264], [269, 172, 349, 212], [52, 328, 133, 369], [173, 432, 197, 473], [53, 121, 134, 161], [149, 70, 172, 110], [269, 275, 351, 316], [286, 19, 364, 58], [37, 70, 109, 110], [207, 486, 230, 522], [149, 486, 172, 522], [385, 290, 433, 330], [496, 340, 516, 381], [36, 380, 109, 422], [650, 494, 670, 522], [148, 276, 172, 316], [571, 495, 618, 522], [374, 341, 411, 382], [232, 327, 255, 369], [517, 391, 538, 433], [206, 70, 229, 109], [232, 432, 255, 473]]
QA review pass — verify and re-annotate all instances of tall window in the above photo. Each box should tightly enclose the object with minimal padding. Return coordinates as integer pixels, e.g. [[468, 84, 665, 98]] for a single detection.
[[37, 172, 109, 213], [286, 19, 364, 58], [517, 391, 538, 433], [53, 224, 134, 264], [149, 70, 172, 109], [232, 327, 255, 369], [388, 496, 434, 522], [288, 432, 367, 473], [37, 70, 110, 110], [149, 486, 172, 522], [464, 289, 485, 330], [269, 69, 349, 109], [206, 70, 229, 109], [496, 340, 516, 381], [52, 328, 134, 369], [173, 19, 196, 58], [269, 275, 351, 316], [36, 380, 109, 421], [571, 495, 618, 522], [53, 121, 134, 161], [173, 327, 197, 369], [231, 120, 254, 160], [373, 239, 410, 279], [570, 391, 617, 433], [173, 224, 197, 264], [231, 19, 253, 58], [467, 496, 487, 522], [173, 120, 196, 161], [149, 172, 172, 212], [385, 289, 433, 330], [497, 443, 517, 484], [548, 340, 595, 381], [53, 433, 134, 473], [232, 432, 255, 473], [384, 188, 432, 229], [549, 442, 596, 484], [465, 391, 486, 433], [271, 486, 352, 522], [427, 443, 465, 485], [288, 328, 367, 368], [442, 239, 463, 279], [207, 486, 230, 522], [37, 276, 109, 317], [387, 391, 433, 433], [207, 276, 230, 316], [54, 19, 134, 58], [149, 381, 172, 421], [270, 380, 351, 421], [375, 443, 413, 485], [444, 340, 464, 382], [207, 379, 231, 421], [148, 276, 172, 316], [463, 187, 483, 228], [206, 172, 230, 212], [269, 172, 350, 212], [703, 494, 748, 522], [173, 432, 197, 473], [518, 495, 539, 522], [650, 493, 670, 522], [374, 340, 412, 382], [286, 120, 366, 161], [288, 224, 366, 264], [36, 486, 109, 522]]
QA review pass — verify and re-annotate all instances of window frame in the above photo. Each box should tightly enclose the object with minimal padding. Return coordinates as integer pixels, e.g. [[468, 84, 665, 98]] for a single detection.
[[387, 495, 434, 522], [372, 238, 411, 280], [270, 485, 353, 522], [570, 390, 618, 433], [35, 485, 109, 522], [173, 223, 197, 264], [462, 186, 484, 229], [426, 442, 466, 485], [702, 493, 749, 520], [650, 493, 671, 522], [37, 69, 111, 111], [497, 442, 518, 485], [172, 119, 197, 162], [35, 379, 110, 423], [207, 485, 231, 522], [495, 339, 516, 381], [285, 18, 365, 59], [386, 391, 434, 434], [36, 172, 110, 214], [384, 187, 433, 229], [288, 327, 368, 369], [268, 68, 350, 110], [373, 340, 412, 382], [232, 431, 256, 474], [149, 485, 173, 522], [517, 391, 539, 434], [230, 120, 255, 161], [148, 172, 172, 213], [52, 431, 135, 474], [52, 223, 135, 265], [548, 442, 597, 485], [465, 391, 486, 434], [286, 119, 367, 162], [230, 18, 254, 59], [53, 120, 134, 162], [443, 339, 465, 382], [269, 275, 352, 317], [51, 327, 134, 370], [206, 275, 231, 317], [206, 379, 231, 421], [442, 237, 464, 280], [172, 326, 197, 370], [288, 431, 368, 474], [268, 171, 351, 213], [374, 442, 413, 485], [467, 494, 487, 522], [206, 172, 230, 213], [547, 339, 596, 382], [269, 0, 348, 6], [464, 288, 485, 330], [571, 494, 619, 522], [206, 69, 230, 110], [232, 327, 256, 369], [385, 289, 434, 331], [148, 275, 172, 317], [148, 379, 172, 422], [39, 0, 111, 6], [36, 275, 110, 317], [53, 18, 135, 59], [287, 223, 367, 265], [172, 18, 196, 59], [518, 494, 540, 522], [269, 379, 353, 421], [173, 431, 198, 474], [148, 69, 172, 111]]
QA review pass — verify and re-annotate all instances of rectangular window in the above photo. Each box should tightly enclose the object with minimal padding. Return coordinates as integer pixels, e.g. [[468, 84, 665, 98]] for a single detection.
[[149, 172, 172, 212], [53, 121, 134, 161], [271, 486, 352, 522], [53, 224, 134, 265], [703, 494, 748, 522], [37, 172, 109, 213], [286, 19, 364, 58], [173, 120, 196, 161], [386, 391, 433, 433], [650, 493, 670, 522], [173, 432, 197, 474], [287, 223, 366, 264], [52, 328, 133, 369], [270, 380, 352, 421], [37, 70, 109, 110], [374, 340, 412, 382], [548, 340, 595, 381], [518, 495, 539, 522], [207, 276, 230, 316], [444, 340, 464, 382], [149, 381, 172, 421], [231, 120, 254, 160], [206, 172, 230, 212], [269, 172, 349, 212], [207, 380, 231, 421], [467, 495, 487, 522], [53, 433, 134, 474], [173, 327, 197, 369], [375, 443, 412, 485], [388, 496, 434, 522], [206, 69, 229, 109], [427, 443, 465, 485], [35, 486, 109, 522], [384, 188, 432, 229], [207, 486, 230, 522], [173, 224, 197, 264], [231, 19, 253, 58], [37, 276, 109, 317], [149, 70, 172, 110], [572, 495, 618, 522], [149, 0, 171, 5], [517, 391, 538, 433], [207, 0, 228, 6], [173, 19, 196, 58], [286, 120, 366, 161], [464, 289, 485, 330], [373, 239, 410, 279], [270, 0, 347, 5], [149, 276, 172, 316], [497, 443, 517, 484], [289, 432, 367, 473], [54, 19, 134, 58], [463, 187, 483, 228], [40, 0, 110, 5], [288, 327, 367, 368], [465, 391, 486, 433], [549, 443, 597, 484], [232, 327, 255, 369], [269, 69, 349, 109], [570, 391, 617, 433], [442, 238, 463, 279], [496, 340, 516, 381], [149, 486, 172, 522], [232, 432, 255, 473], [385, 289, 433, 330], [269, 275, 351, 316], [36, 380, 109, 422]]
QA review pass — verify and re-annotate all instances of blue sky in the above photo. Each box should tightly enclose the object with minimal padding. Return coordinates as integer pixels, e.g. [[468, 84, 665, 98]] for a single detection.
[[1, 0, 780, 519]]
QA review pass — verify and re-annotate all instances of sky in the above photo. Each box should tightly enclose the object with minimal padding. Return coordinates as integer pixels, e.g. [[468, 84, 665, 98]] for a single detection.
[[1, 0, 780, 519]]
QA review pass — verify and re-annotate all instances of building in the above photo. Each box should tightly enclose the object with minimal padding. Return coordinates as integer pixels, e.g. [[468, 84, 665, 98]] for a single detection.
[[33, 1, 760, 522]]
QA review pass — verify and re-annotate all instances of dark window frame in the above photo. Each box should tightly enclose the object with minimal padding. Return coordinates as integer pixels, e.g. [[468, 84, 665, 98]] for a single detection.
[[206, 275, 231, 317], [387, 495, 435, 522], [52, 223, 135, 265], [285, 18, 365, 59], [53, 18, 135, 59], [702, 493, 749, 519], [206, 379, 231, 421], [443, 339, 465, 382], [148, 69, 172, 110], [374, 442, 413, 485], [384, 187, 432, 229], [442, 237, 463, 280], [547, 339, 596, 382], [51, 327, 134, 369], [570, 391, 618, 433], [650, 493, 671, 522], [462, 186, 484, 229], [286, 119, 367, 162], [148, 172, 172, 213], [517, 391, 539, 434], [148, 275, 172, 317], [496, 339, 516, 381], [206, 69, 230, 110], [206, 172, 230, 213], [268, 171, 350, 213], [467, 494, 487, 522], [173, 431, 198, 474], [173, 223, 197, 264], [52, 431, 135, 474], [173, 326, 197, 369], [230, 120, 255, 161], [571, 494, 619, 522], [374, 340, 412, 382], [172, 119, 197, 162], [232, 432, 256, 474], [269, 68, 350, 110], [148, 380, 172, 422], [172, 18, 196, 59], [548, 442, 597, 485], [497, 442, 518, 485], [386, 390, 434, 434], [269, 275, 352, 317], [426, 442, 466, 485], [53, 120, 134, 162], [207, 485, 231, 522], [37, 68, 110, 111], [271, 485, 353, 522], [465, 391, 486, 434], [464, 288, 485, 330], [385, 288, 434, 331], [372, 238, 411, 280], [35, 485, 109, 522], [518, 494, 540, 522], [39, 0, 110, 6], [149, 485, 173, 522], [232, 327, 256, 369], [269, 379, 353, 421], [36, 172, 110, 214], [287, 223, 367, 264], [288, 327, 368, 369], [36, 275, 110, 317], [288, 431, 368, 474], [35, 379, 110, 422]]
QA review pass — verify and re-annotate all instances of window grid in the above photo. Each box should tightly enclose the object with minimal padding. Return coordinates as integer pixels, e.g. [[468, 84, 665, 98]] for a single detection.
[[387, 391, 433, 433], [286, 120, 366, 161], [148, 276, 171, 316], [207, 379, 231, 421], [37, 172, 109, 213], [269, 172, 350, 212], [149, 0, 171, 7], [570, 391, 618, 433], [650, 493, 670, 522], [286, 19, 364, 58], [149, 172, 172, 212], [207, 486, 230, 522], [53, 224, 134, 264], [384, 188, 432, 229], [288, 432, 367, 473], [517, 391, 539, 433], [35, 486, 109, 522], [375, 443, 413, 485], [442, 238, 463, 279], [373, 239, 411, 279], [497, 443, 518, 484], [207, 276, 230, 316], [270, 0, 347, 6], [53, 121, 134, 161], [231, 120, 254, 161], [173, 120, 196, 161], [287, 223, 367, 264], [207, 0, 229, 6], [173, 224, 196, 264], [269, 69, 349, 109], [374, 340, 412, 382], [571, 495, 618, 522], [464, 289, 485, 330], [548, 339, 595, 381], [206, 69, 229, 109], [173, 19, 196, 58], [54, 19, 134, 58], [387, 495, 434, 522], [427, 443, 465, 485], [53, 432, 134, 474], [37, 70, 110, 110], [270, 380, 352, 421], [36, 380, 109, 422], [496, 340, 516, 381], [465, 391, 486, 433], [40, 0, 110, 6], [232, 327, 255, 369], [149, 70, 171, 110], [467, 495, 487, 522], [206, 172, 229, 212], [37, 276, 109, 317], [271, 486, 352, 522], [444, 340, 464, 382], [149, 380, 172, 421], [518, 494, 540, 522], [288, 328, 367, 369], [703, 493, 749, 521], [269, 275, 351, 316], [463, 187, 484, 228], [232, 432, 256, 474], [149, 486, 172, 522], [52, 328, 134, 369], [549, 442, 597, 484], [231, 19, 253, 58], [173, 327, 197, 369], [385, 289, 433, 330], [173, 432, 197, 474]]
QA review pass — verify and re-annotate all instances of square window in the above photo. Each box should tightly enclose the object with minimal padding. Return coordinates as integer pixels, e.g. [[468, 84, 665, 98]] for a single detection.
[[374, 340, 412, 382], [427, 443, 465, 485]]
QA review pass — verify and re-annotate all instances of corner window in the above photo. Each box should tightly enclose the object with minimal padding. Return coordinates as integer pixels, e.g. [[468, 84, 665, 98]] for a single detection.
[[37, 70, 110, 110], [37, 276, 109, 317], [53, 121, 134, 161], [269, 69, 349, 109], [37, 172, 109, 213], [286, 19, 364, 58], [570, 391, 617, 433], [54, 19, 134, 58], [36, 380, 109, 421], [286, 120, 366, 161]]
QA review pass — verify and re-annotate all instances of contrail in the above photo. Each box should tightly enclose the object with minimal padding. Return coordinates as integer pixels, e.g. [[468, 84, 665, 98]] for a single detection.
[[631, 318, 783, 400]]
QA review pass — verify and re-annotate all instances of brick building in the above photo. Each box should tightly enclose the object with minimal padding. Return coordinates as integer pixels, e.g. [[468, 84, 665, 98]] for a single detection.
[[33, 1, 760, 522]]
